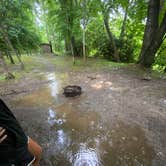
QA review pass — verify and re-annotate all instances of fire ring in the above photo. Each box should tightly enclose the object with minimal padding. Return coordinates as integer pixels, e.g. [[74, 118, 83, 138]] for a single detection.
[[63, 85, 82, 97]]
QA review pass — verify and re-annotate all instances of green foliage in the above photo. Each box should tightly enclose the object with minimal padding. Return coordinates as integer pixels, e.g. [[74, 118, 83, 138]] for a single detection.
[[86, 14, 135, 62], [153, 41, 166, 72], [38, 0, 149, 64], [0, 0, 164, 69], [97, 37, 114, 60], [116, 35, 135, 62], [95, 35, 135, 62], [0, 0, 41, 54]]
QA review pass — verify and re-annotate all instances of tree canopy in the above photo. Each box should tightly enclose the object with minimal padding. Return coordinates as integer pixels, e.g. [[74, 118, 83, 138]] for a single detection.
[[0, 0, 166, 72]]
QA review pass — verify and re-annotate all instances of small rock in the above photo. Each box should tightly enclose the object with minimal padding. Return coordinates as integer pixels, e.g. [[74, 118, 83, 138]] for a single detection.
[[90, 121, 95, 126], [122, 137, 126, 140], [141, 75, 151, 81], [99, 126, 103, 129], [157, 151, 164, 158], [132, 136, 138, 141], [142, 150, 145, 155]]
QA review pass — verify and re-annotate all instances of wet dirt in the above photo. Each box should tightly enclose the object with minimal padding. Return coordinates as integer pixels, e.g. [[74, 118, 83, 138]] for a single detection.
[[0, 56, 166, 166]]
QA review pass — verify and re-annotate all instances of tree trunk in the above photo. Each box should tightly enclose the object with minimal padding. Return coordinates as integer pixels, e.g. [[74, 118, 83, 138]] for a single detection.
[[70, 42, 75, 65], [104, 16, 120, 62], [138, 0, 163, 67], [5, 50, 15, 64], [0, 27, 25, 69], [65, 38, 69, 52], [49, 41, 53, 53], [83, 27, 86, 61], [139, 12, 166, 67], [119, 1, 129, 41], [71, 36, 78, 56], [138, 0, 166, 67], [82, 0, 87, 62], [0, 51, 15, 79]]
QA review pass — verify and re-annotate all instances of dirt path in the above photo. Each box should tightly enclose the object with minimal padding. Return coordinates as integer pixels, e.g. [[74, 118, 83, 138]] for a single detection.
[[0, 56, 166, 166]]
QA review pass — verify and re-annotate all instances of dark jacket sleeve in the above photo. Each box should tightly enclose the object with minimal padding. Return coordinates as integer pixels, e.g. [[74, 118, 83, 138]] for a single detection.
[[0, 99, 27, 147], [0, 99, 35, 165]]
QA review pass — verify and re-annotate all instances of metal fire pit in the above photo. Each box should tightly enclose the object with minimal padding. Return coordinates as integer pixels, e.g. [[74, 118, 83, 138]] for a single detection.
[[63, 85, 82, 97]]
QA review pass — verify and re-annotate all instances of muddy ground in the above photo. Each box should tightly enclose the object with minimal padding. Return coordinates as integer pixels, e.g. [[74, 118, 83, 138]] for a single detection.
[[0, 55, 166, 166]]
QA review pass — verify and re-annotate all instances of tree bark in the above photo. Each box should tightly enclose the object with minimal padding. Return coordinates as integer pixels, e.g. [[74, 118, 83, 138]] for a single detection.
[[139, 11, 166, 67], [0, 27, 25, 69], [104, 16, 120, 62], [119, 2, 129, 41], [65, 38, 70, 54], [49, 41, 53, 53], [138, 0, 161, 67], [71, 36, 78, 56], [83, 28, 86, 61], [70, 41, 75, 65], [5, 50, 15, 64], [82, 0, 87, 61], [0, 51, 15, 79]]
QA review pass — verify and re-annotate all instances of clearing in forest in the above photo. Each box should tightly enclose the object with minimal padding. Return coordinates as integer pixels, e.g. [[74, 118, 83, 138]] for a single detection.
[[0, 55, 166, 166]]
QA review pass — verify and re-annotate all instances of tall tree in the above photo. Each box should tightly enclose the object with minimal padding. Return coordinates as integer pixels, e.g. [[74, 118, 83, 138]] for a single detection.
[[0, 0, 40, 66], [138, 0, 166, 67], [0, 51, 15, 79], [100, 0, 120, 62], [0, 26, 25, 69], [119, 0, 131, 41], [81, 0, 88, 61]]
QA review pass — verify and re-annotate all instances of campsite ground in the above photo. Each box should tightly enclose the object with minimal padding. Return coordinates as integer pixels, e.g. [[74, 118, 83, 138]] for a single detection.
[[0, 55, 166, 166]]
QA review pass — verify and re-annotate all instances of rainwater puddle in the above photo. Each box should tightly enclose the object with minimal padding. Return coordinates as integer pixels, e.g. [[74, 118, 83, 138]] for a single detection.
[[47, 104, 155, 166], [11, 72, 155, 165], [12, 72, 67, 107], [46, 73, 59, 100]]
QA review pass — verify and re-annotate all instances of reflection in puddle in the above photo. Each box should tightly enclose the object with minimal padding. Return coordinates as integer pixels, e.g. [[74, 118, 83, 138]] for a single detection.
[[48, 109, 56, 126], [57, 129, 66, 144], [12, 72, 155, 165], [49, 109, 56, 118], [48, 109, 66, 126], [13, 72, 66, 107], [56, 129, 70, 150], [48, 104, 155, 165], [46, 73, 59, 99], [55, 129, 71, 154], [73, 144, 100, 166], [12, 88, 54, 107]]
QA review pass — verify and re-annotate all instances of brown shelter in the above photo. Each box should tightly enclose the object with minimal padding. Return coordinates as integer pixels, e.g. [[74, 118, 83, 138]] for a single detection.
[[40, 43, 52, 53]]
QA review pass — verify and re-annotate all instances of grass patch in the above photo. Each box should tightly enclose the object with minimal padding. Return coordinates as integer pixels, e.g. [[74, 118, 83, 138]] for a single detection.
[[1, 54, 165, 83], [4, 55, 45, 72], [41, 55, 128, 72], [0, 74, 6, 81], [0, 55, 46, 82], [70, 57, 128, 71]]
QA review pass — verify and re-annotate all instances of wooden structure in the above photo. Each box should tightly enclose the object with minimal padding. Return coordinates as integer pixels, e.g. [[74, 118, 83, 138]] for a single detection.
[[40, 43, 52, 53]]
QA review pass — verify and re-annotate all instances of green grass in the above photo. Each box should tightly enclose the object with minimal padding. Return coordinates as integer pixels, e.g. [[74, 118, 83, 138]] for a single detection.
[[0, 74, 6, 81], [1, 54, 165, 83], [0, 55, 45, 82], [5, 55, 44, 71], [51, 56, 128, 72]]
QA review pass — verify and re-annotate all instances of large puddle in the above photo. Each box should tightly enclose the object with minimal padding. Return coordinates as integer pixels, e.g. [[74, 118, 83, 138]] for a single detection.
[[12, 72, 155, 165], [46, 103, 155, 166]]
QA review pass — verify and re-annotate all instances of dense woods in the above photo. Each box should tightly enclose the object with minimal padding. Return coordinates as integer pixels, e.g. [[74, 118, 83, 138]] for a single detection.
[[0, 0, 166, 76], [0, 1, 166, 165]]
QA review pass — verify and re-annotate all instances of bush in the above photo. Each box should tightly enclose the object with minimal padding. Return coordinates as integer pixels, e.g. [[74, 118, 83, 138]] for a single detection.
[[153, 44, 166, 72], [96, 35, 135, 62], [117, 35, 135, 63]]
